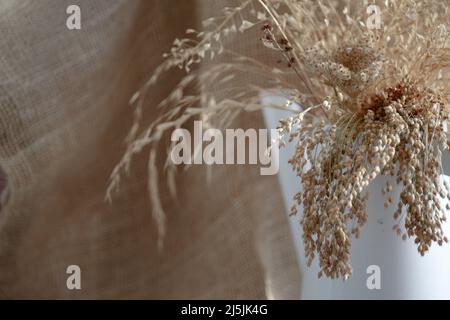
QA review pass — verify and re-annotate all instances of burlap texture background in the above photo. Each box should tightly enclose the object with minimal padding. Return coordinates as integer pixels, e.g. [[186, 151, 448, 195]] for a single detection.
[[0, 0, 301, 298]]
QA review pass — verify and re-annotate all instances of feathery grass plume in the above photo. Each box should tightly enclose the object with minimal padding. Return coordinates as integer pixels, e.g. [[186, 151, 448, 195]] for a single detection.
[[107, 0, 450, 279]]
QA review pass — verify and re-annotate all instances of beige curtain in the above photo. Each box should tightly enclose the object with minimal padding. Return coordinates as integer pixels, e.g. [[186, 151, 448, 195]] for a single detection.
[[0, 0, 301, 298]]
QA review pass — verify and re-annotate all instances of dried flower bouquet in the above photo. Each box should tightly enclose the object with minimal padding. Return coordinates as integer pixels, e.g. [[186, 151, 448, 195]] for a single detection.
[[107, 0, 450, 279]]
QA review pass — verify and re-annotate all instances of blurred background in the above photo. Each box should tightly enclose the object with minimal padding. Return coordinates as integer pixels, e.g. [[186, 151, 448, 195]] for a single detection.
[[0, 0, 301, 299]]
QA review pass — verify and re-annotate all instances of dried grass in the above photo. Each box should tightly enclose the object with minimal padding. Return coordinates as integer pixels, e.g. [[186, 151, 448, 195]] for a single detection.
[[106, 0, 450, 279]]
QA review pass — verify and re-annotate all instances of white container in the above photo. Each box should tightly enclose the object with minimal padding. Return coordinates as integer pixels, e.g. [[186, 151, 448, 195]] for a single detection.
[[263, 96, 450, 299]]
